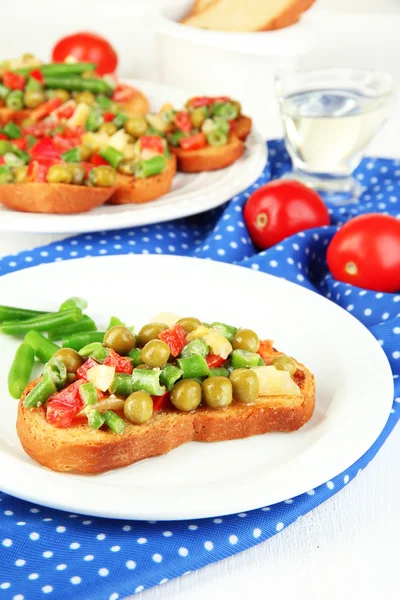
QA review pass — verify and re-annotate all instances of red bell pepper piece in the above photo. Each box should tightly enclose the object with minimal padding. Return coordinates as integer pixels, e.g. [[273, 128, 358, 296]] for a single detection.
[[0, 133, 8, 140], [179, 132, 206, 151], [26, 160, 48, 182], [139, 135, 165, 155], [229, 119, 235, 132], [188, 96, 214, 108], [23, 120, 57, 138], [46, 379, 85, 428], [0, 157, 5, 165], [30, 98, 62, 123], [174, 111, 192, 133], [76, 357, 99, 380], [3, 71, 26, 91], [91, 153, 109, 166], [52, 102, 75, 120], [206, 354, 226, 368], [29, 136, 60, 160], [257, 340, 275, 365], [103, 348, 133, 374], [81, 161, 93, 178], [103, 111, 115, 122], [29, 69, 45, 84], [152, 391, 170, 411], [12, 138, 27, 151], [158, 324, 186, 357], [112, 84, 136, 103], [213, 96, 231, 103]]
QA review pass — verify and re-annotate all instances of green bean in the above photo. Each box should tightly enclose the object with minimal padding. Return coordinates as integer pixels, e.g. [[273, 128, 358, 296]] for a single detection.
[[128, 347, 142, 367], [103, 410, 126, 434], [90, 346, 109, 363], [62, 331, 106, 352], [78, 342, 103, 357], [109, 373, 133, 397], [79, 382, 98, 406], [44, 357, 67, 390], [48, 315, 96, 340], [1, 308, 83, 337], [0, 305, 47, 322], [59, 296, 88, 311], [132, 369, 166, 396], [107, 316, 125, 329], [15, 62, 97, 77], [6, 90, 23, 110], [24, 373, 57, 408], [87, 409, 105, 430], [8, 342, 35, 399], [25, 330, 60, 363], [44, 75, 113, 95]]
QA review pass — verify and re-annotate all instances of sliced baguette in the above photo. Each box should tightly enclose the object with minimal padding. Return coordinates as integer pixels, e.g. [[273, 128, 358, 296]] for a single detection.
[[17, 363, 315, 474], [171, 134, 244, 172], [181, 0, 316, 32], [234, 116, 252, 141], [0, 182, 115, 214], [107, 155, 176, 204]]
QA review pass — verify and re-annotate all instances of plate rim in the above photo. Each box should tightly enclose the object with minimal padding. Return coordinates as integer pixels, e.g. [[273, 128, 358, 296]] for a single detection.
[[0, 255, 394, 520]]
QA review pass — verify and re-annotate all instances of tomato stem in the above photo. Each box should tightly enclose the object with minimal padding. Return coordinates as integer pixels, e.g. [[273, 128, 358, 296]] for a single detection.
[[255, 213, 268, 229], [345, 261, 358, 276]]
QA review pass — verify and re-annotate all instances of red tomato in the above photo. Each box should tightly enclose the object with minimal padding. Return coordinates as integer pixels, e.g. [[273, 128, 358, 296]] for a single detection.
[[103, 111, 115, 122], [103, 349, 133, 374], [12, 138, 27, 151], [46, 380, 85, 428], [30, 98, 62, 123], [159, 324, 187, 357], [91, 153, 108, 166], [26, 161, 48, 182], [76, 358, 98, 380], [140, 136, 165, 155], [29, 137, 60, 160], [206, 354, 226, 368], [52, 32, 118, 75], [0, 134, 8, 140], [152, 391, 170, 411], [29, 69, 44, 84], [244, 181, 330, 249], [112, 84, 135, 103], [180, 132, 206, 151], [327, 213, 400, 293], [174, 111, 192, 133], [189, 97, 214, 108], [257, 340, 275, 365], [3, 71, 26, 90]]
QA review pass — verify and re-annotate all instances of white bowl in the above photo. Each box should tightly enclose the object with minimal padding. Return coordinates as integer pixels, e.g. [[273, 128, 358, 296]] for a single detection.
[[153, 0, 316, 133]]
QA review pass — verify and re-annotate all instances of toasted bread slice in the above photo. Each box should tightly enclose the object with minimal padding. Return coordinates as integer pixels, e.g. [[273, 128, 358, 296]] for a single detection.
[[189, 0, 217, 16], [234, 116, 252, 141], [181, 0, 316, 32], [17, 362, 315, 474], [108, 155, 176, 205], [0, 183, 115, 214], [171, 134, 244, 172], [120, 88, 150, 118], [0, 107, 31, 126]]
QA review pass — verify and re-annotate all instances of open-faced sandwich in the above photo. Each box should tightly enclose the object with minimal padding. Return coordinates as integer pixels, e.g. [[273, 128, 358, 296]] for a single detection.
[[0, 101, 175, 212], [144, 96, 252, 172], [4, 301, 315, 474], [0, 54, 149, 125]]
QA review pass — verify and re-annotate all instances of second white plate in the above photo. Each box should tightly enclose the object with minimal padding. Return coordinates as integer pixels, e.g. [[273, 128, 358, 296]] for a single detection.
[[0, 80, 267, 234], [0, 255, 393, 520]]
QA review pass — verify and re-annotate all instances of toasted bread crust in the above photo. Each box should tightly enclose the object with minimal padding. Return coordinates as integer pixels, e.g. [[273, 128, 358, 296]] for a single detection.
[[234, 116, 252, 141], [256, 0, 316, 30], [17, 362, 315, 474], [0, 182, 115, 214], [108, 155, 176, 204], [171, 134, 244, 172], [120, 88, 150, 117]]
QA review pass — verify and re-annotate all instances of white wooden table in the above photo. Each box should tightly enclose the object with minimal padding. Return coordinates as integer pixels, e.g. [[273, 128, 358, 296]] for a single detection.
[[0, 1, 399, 599]]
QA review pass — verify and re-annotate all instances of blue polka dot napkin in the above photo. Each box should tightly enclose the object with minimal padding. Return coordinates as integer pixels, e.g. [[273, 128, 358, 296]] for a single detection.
[[1, 140, 399, 600]]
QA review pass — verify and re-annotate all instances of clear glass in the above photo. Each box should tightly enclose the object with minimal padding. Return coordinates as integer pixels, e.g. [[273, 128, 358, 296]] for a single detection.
[[275, 68, 393, 204]]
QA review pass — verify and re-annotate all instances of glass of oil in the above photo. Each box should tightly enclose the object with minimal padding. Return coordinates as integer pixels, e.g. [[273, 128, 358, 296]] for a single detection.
[[275, 68, 393, 204]]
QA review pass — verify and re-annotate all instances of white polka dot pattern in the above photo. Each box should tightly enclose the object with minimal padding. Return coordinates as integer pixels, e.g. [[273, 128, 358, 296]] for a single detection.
[[0, 140, 398, 600]]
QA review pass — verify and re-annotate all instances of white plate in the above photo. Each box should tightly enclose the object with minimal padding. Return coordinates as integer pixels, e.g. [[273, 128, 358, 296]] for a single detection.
[[0, 80, 267, 234], [0, 255, 393, 520]]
